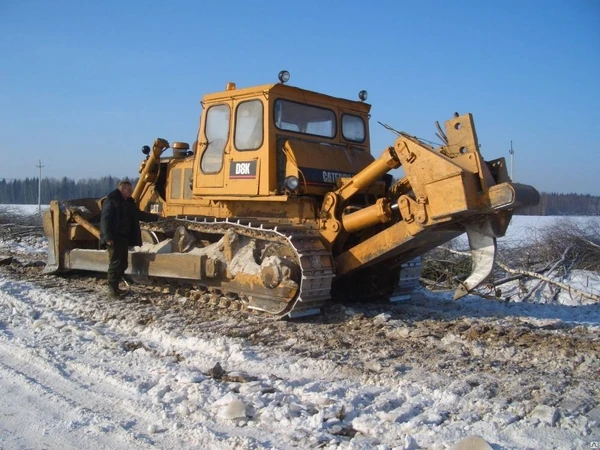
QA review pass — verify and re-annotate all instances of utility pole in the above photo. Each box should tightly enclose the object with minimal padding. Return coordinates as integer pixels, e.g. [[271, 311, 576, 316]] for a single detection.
[[509, 141, 515, 181], [36, 160, 44, 213]]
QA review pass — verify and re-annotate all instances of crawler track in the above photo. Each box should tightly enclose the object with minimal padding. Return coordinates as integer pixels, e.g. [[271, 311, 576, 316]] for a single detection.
[[141, 218, 335, 318]]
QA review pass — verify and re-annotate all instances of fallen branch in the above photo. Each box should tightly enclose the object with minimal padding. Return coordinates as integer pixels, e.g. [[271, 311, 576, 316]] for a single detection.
[[489, 273, 526, 287], [420, 278, 448, 289], [581, 237, 600, 250], [0, 223, 41, 229], [521, 245, 572, 301], [491, 261, 554, 288], [494, 260, 600, 302]]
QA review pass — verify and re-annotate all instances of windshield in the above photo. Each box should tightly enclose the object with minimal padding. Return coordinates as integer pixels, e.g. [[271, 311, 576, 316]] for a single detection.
[[274, 99, 336, 138]]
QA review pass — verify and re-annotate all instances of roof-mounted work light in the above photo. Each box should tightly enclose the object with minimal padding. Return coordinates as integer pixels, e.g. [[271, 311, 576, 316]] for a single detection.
[[278, 70, 290, 84]]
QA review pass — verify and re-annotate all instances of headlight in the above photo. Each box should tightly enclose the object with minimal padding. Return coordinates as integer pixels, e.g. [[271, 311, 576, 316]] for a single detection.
[[278, 70, 290, 84], [358, 90, 368, 101], [284, 176, 299, 190]]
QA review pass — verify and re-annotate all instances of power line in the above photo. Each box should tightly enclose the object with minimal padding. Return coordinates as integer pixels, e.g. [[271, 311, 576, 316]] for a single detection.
[[36, 160, 44, 213], [509, 141, 515, 181]]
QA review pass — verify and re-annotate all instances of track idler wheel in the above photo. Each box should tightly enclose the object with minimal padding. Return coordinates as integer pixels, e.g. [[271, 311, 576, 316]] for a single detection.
[[259, 255, 295, 290], [261, 263, 282, 289]]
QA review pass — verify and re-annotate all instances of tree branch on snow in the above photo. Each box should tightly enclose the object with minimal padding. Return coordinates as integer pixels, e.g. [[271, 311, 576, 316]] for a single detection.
[[520, 245, 571, 301], [581, 237, 600, 250], [439, 245, 600, 302], [494, 260, 600, 302], [490, 260, 556, 288]]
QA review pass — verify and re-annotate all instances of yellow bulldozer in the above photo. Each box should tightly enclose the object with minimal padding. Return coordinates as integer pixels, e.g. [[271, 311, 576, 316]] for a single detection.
[[43, 71, 539, 317]]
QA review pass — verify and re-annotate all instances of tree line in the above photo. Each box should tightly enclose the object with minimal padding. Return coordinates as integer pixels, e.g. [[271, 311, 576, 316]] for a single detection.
[[0, 177, 598, 216], [518, 192, 600, 216], [0, 177, 136, 204]]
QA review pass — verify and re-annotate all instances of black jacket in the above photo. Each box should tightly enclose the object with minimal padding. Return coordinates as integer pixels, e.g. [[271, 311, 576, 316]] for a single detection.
[[100, 189, 158, 247]]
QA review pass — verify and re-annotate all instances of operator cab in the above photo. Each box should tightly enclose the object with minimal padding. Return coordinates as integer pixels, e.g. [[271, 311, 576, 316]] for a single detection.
[[191, 70, 374, 198]]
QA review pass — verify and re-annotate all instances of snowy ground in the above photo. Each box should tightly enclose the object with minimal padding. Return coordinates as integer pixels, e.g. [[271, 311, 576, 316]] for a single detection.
[[0, 207, 599, 449]]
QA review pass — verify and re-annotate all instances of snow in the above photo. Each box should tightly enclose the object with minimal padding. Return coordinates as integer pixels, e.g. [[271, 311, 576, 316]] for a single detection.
[[0, 203, 48, 215], [0, 210, 599, 449]]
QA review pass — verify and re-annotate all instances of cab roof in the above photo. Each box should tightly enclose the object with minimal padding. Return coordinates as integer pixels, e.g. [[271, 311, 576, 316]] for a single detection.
[[202, 83, 371, 114]]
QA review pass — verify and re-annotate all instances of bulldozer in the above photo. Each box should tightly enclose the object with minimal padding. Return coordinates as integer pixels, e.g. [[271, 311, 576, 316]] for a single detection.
[[43, 71, 540, 317]]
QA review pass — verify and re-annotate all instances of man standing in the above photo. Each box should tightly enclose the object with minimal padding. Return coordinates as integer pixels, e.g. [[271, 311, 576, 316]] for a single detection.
[[100, 180, 159, 297]]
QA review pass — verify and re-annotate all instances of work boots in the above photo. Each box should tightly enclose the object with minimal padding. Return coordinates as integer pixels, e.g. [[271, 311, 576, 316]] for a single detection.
[[107, 282, 126, 298]]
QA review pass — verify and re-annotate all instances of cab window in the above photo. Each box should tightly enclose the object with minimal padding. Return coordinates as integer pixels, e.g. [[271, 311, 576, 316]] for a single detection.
[[274, 100, 336, 138], [201, 104, 230, 173], [235, 100, 263, 151], [342, 114, 366, 143]]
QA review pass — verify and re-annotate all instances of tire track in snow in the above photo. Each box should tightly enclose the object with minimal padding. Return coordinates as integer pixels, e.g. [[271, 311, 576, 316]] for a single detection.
[[0, 344, 152, 450], [0, 278, 229, 449]]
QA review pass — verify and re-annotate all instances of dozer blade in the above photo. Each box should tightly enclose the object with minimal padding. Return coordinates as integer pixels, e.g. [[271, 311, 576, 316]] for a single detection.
[[454, 225, 497, 300], [42, 208, 59, 274]]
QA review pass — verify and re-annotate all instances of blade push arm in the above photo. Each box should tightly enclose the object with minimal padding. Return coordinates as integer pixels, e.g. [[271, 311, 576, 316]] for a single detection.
[[319, 147, 401, 244], [132, 138, 170, 204]]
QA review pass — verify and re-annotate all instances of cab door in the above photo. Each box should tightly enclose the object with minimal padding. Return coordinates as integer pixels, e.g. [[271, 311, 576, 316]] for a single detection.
[[195, 104, 230, 189], [226, 99, 264, 196]]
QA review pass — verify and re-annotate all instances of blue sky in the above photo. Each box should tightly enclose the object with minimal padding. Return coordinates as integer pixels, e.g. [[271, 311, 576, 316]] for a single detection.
[[1, 0, 599, 194]]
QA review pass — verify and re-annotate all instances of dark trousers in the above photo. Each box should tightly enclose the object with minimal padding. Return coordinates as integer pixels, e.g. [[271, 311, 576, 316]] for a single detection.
[[107, 238, 129, 286]]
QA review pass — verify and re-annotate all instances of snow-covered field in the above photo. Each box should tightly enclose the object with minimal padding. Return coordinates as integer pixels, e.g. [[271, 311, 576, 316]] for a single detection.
[[0, 206, 599, 449]]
